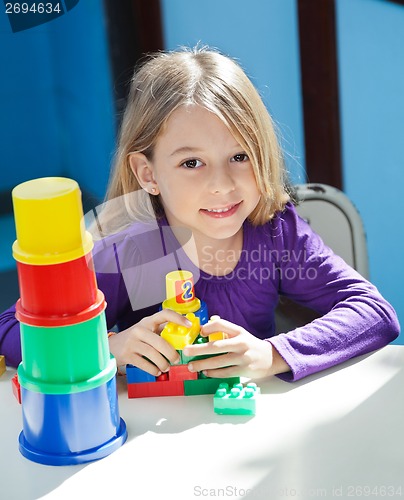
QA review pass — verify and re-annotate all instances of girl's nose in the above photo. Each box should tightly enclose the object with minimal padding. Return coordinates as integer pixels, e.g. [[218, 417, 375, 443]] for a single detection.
[[208, 164, 236, 195]]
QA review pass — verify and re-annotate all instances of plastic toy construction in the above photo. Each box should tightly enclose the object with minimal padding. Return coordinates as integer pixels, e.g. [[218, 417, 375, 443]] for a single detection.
[[161, 312, 200, 350], [126, 364, 156, 384], [127, 270, 241, 399], [12, 177, 127, 465], [0, 355, 5, 377], [206, 315, 227, 342], [162, 270, 208, 324], [214, 382, 260, 415], [208, 331, 228, 342], [183, 376, 241, 396], [127, 370, 241, 398]]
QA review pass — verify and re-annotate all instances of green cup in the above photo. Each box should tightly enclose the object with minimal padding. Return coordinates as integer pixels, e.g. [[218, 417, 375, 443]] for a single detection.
[[20, 311, 110, 385], [18, 357, 117, 395]]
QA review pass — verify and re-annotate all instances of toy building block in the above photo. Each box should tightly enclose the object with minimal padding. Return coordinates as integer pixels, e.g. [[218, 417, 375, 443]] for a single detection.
[[126, 364, 156, 384], [184, 375, 241, 396], [12, 374, 22, 404], [127, 367, 197, 398], [213, 382, 260, 415], [161, 312, 200, 350], [206, 314, 227, 342], [177, 336, 211, 365], [0, 355, 5, 377], [128, 380, 184, 398], [168, 364, 198, 382], [208, 331, 228, 342]]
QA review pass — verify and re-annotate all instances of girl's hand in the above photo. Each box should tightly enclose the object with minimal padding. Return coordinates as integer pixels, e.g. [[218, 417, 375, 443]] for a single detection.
[[182, 317, 291, 379], [108, 310, 191, 376]]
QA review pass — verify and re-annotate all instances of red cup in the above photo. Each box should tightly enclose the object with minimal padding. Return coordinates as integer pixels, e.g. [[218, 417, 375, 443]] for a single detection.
[[16, 290, 106, 327], [17, 252, 98, 317]]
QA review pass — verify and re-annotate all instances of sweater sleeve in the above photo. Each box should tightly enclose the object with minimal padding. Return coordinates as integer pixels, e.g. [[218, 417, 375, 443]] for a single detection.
[[268, 203, 400, 381], [0, 304, 21, 368]]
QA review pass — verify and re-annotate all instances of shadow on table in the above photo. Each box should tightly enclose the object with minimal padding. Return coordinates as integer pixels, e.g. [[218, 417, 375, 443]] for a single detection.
[[116, 376, 257, 436], [115, 352, 377, 439], [242, 365, 404, 499]]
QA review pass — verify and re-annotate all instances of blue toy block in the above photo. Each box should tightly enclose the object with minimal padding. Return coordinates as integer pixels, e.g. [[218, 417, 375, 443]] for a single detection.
[[126, 364, 156, 384], [213, 382, 260, 415]]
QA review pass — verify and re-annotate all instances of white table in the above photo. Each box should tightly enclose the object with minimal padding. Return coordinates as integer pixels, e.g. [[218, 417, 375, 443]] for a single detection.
[[1, 346, 403, 500]]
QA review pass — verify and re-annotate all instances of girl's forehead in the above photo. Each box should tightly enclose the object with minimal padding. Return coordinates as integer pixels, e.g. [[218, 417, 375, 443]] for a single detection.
[[156, 105, 241, 150]]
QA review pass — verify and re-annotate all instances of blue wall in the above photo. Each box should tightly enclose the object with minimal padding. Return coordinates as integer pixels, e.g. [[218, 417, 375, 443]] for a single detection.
[[161, 0, 306, 185], [0, 1, 115, 200], [336, 0, 404, 337]]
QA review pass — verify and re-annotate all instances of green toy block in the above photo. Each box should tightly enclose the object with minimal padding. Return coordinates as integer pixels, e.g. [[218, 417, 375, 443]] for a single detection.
[[177, 335, 225, 366], [213, 382, 260, 415], [176, 336, 208, 365], [183, 376, 241, 396]]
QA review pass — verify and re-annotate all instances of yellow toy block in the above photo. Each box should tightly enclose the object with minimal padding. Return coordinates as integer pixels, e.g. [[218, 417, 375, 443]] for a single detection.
[[161, 313, 200, 350], [206, 316, 227, 342], [208, 332, 228, 342], [0, 355, 5, 377]]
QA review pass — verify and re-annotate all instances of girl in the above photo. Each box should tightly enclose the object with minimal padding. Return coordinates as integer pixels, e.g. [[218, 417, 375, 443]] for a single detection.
[[0, 47, 399, 381]]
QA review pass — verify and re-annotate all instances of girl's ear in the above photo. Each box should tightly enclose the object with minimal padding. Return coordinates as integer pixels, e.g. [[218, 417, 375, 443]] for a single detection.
[[128, 153, 159, 195]]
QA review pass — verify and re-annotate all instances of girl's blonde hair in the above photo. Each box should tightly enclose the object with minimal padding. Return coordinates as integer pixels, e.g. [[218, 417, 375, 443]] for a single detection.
[[97, 46, 290, 235]]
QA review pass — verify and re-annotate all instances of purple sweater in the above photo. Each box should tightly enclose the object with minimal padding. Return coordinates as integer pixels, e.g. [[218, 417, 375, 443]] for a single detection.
[[0, 203, 399, 381]]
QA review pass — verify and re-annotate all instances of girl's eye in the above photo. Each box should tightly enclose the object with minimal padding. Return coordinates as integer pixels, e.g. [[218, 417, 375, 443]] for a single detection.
[[231, 153, 249, 163], [180, 159, 203, 169]]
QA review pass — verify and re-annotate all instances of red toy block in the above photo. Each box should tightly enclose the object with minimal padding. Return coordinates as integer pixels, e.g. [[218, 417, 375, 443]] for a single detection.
[[128, 380, 184, 398], [12, 374, 21, 404], [168, 365, 198, 382]]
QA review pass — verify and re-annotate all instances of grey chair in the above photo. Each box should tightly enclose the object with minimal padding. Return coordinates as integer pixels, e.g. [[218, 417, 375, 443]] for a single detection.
[[294, 183, 369, 279], [275, 183, 369, 333]]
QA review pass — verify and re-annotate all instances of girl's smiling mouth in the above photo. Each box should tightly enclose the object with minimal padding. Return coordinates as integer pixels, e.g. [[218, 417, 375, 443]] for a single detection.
[[200, 202, 242, 218]]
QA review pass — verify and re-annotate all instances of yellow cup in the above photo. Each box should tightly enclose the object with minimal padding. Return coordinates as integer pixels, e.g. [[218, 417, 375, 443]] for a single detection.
[[162, 270, 201, 314], [12, 177, 93, 265]]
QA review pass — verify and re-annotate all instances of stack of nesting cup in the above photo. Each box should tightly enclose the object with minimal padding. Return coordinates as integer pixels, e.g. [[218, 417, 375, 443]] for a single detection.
[[12, 177, 127, 466]]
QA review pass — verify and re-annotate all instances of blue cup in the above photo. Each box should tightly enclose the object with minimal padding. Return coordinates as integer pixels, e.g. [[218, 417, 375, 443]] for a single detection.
[[19, 375, 127, 465]]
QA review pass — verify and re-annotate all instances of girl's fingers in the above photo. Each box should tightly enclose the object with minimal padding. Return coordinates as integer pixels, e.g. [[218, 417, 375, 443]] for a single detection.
[[182, 339, 229, 358], [134, 325, 180, 367], [183, 331, 245, 358], [127, 353, 164, 377], [200, 318, 243, 338], [188, 352, 238, 374], [141, 309, 192, 333], [201, 365, 241, 379]]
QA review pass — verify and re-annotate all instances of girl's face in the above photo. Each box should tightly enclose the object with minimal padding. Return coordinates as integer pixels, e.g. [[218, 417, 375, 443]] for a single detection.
[[147, 105, 260, 245]]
